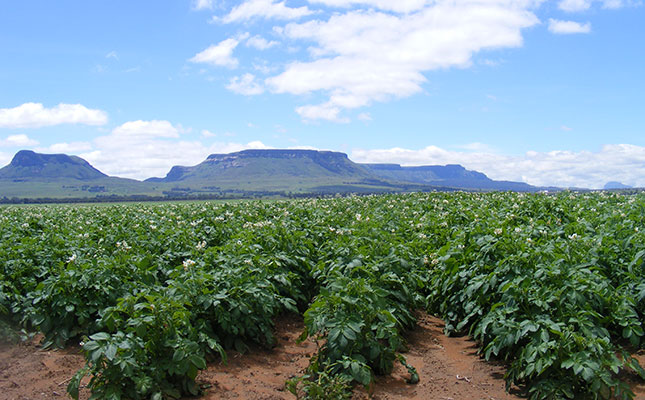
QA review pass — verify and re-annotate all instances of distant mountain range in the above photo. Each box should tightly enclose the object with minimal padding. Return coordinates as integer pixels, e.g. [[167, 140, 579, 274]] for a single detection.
[[0, 149, 546, 201], [604, 181, 632, 190]]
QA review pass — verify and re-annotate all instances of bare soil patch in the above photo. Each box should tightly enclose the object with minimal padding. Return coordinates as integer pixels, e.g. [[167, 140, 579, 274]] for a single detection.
[[2, 314, 644, 399], [0, 336, 89, 400]]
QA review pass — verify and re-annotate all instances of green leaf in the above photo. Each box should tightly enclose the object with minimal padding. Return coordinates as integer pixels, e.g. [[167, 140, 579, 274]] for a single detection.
[[104, 344, 117, 361], [189, 354, 206, 369]]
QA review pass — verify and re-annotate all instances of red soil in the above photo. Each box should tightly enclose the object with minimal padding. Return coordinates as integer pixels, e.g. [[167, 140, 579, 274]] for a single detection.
[[2, 314, 644, 400]]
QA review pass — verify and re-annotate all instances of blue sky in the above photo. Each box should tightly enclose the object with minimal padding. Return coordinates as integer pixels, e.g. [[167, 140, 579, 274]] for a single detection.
[[0, 0, 643, 188]]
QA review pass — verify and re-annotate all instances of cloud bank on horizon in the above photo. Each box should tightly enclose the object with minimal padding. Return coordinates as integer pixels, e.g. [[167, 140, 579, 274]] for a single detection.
[[0, 0, 643, 189]]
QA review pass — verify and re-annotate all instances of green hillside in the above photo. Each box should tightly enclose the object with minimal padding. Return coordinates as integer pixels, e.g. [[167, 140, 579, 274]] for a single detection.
[[146, 149, 396, 193], [0, 150, 160, 199], [0, 150, 107, 181], [0, 149, 541, 201]]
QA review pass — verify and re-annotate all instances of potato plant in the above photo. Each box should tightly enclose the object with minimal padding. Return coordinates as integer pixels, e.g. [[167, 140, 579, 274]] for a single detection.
[[0, 191, 643, 399]]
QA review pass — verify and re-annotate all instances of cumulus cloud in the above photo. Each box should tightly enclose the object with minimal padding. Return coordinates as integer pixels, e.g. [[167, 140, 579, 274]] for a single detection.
[[0, 152, 10, 168], [263, 1, 539, 121], [226, 73, 265, 95], [0, 103, 108, 129], [38, 142, 93, 154], [189, 37, 245, 68], [79, 119, 270, 180], [558, 0, 593, 11], [357, 112, 372, 121], [308, 0, 428, 13], [0, 134, 39, 147], [557, 0, 628, 11], [218, 0, 313, 23], [112, 120, 182, 138], [548, 19, 591, 34], [193, 0, 213, 10], [296, 103, 349, 123], [351, 143, 645, 189], [246, 35, 279, 50]]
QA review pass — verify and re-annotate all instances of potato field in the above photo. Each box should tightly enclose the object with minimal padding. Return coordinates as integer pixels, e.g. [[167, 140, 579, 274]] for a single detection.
[[1, 192, 644, 400]]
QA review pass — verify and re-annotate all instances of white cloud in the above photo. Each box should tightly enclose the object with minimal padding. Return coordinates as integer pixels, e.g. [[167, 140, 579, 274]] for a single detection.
[[246, 35, 279, 50], [265, 2, 539, 121], [201, 129, 217, 137], [0, 152, 10, 168], [308, 0, 427, 13], [558, 0, 592, 11], [548, 19, 591, 34], [357, 112, 372, 121], [218, 0, 313, 23], [351, 143, 645, 189], [0, 134, 39, 147], [82, 119, 271, 179], [0, 103, 108, 129], [189, 37, 244, 68], [193, 0, 213, 10], [601, 0, 624, 8], [106, 51, 119, 60], [296, 103, 349, 123], [557, 0, 628, 11], [38, 142, 93, 154], [112, 120, 182, 138], [226, 73, 265, 95]]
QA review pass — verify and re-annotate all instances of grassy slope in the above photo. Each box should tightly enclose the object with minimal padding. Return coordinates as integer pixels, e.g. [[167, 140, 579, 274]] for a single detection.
[[0, 177, 162, 199]]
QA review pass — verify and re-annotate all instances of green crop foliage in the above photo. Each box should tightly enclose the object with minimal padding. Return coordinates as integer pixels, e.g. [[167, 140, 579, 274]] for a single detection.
[[0, 191, 643, 399]]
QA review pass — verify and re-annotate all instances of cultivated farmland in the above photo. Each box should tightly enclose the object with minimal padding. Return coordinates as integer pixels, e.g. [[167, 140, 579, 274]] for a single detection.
[[1, 192, 644, 399]]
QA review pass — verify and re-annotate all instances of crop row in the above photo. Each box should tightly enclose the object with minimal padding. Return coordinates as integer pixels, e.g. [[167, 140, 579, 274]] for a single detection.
[[0, 191, 644, 399]]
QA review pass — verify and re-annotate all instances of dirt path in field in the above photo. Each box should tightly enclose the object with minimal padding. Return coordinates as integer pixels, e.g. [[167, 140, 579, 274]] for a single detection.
[[0, 338, 90, 400], [2, 314, 645, 400]]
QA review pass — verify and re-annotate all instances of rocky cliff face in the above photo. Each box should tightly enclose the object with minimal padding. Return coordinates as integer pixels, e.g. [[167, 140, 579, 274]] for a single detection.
[[151, 149, 371, 182]]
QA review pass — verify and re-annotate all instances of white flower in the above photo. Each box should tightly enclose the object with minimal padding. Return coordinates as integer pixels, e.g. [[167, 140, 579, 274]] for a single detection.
[[116, 241, 131, 251], [183, 259, 196, 270], [514, 227, 521, 233], [568, 233, 578, 240], [494, 228, 503, 235], [196, 241, 207, 251], [67, 254, 77, 263]]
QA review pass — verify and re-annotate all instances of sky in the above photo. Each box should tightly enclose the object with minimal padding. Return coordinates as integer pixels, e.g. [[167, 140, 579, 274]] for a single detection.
[[0, 0, 644, 189]]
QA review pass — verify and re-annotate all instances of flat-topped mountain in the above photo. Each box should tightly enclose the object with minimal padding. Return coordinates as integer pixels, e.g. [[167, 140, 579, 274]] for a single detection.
[[0, 149, 544, 201], [147, 149, 374, 187], [363, 163, 535, 191]]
